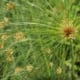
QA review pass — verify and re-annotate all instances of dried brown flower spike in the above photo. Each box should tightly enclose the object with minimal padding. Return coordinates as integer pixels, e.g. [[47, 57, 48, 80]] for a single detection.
[[60, 19, 77, 39], [63, 26, 76, 39]]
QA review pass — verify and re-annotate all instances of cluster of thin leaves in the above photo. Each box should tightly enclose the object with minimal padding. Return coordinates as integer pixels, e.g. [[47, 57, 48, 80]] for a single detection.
[[0, 0, 80, 80]]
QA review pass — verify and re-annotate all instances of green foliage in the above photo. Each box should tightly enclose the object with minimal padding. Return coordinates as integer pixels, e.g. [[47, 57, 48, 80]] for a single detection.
[[0, 0, 80, 80]]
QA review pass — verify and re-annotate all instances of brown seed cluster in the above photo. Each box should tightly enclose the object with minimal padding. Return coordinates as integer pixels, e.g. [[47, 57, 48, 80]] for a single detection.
[[63, 26, 75, 38], [60, 19, 77, 39]]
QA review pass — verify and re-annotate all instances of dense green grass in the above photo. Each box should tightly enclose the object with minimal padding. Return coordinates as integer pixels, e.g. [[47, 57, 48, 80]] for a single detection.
[[0, 0, 80, 80]]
